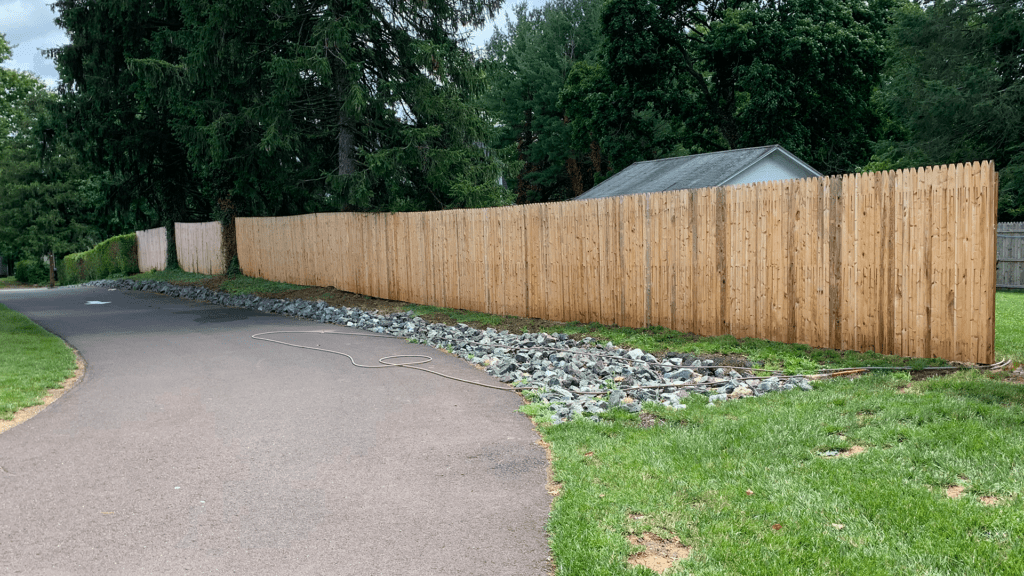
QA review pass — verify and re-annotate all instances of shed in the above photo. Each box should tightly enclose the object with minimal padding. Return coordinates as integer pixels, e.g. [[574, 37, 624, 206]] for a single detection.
[[575, 144, 822, 200]]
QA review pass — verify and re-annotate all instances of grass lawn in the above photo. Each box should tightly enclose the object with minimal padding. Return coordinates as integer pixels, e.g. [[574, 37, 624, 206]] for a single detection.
[[996, 291, 1024, 363], [542, 371, 1024, 575], [116, 270, 1023, 574], [0, 303, 78, 420], [0, 276, 30, 289]]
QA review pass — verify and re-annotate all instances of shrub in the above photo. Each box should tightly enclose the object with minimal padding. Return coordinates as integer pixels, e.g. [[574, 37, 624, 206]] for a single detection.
[[59, 233, 139, 284], [14, 259, 49, 285]]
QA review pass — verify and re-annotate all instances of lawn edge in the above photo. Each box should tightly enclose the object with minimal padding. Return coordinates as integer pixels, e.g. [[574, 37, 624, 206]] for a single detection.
[[0, 344, 86, 435]]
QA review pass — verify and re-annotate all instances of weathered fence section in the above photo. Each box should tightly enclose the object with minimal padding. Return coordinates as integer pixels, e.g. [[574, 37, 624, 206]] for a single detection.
[[237, 162, 997, 363], [997, 222, 1024, 289], [135, 226, 167, 272], [175, 221, 226, 275]]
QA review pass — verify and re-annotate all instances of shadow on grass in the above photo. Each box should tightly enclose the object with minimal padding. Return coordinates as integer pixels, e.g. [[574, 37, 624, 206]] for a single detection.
[[917, 372, 1024, 407]]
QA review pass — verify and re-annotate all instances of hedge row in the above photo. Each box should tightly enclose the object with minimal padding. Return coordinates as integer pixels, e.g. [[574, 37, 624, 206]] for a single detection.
[[60, 233, 139, 284], [14, 259, 50, 284]]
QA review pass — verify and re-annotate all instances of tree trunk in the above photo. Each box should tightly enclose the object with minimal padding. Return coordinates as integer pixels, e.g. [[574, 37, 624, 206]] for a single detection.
[[338, 110, 355, 177]]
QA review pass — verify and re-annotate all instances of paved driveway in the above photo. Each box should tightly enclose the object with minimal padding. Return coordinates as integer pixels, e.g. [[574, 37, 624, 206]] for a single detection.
[[0, 285, 550, 575]]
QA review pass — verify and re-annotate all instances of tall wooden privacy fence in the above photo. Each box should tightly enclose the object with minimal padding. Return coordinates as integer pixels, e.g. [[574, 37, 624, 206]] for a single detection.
[[997, 222, 1024, 289], [175, 222, 226, 275], [237, 162, 997, 363], [136, 227, 167, 273]]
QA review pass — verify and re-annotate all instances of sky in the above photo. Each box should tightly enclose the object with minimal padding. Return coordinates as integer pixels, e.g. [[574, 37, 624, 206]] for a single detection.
[[0, 0, 544, 89]]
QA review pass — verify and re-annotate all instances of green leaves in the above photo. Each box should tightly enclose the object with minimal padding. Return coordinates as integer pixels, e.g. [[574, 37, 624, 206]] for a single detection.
[[481, 0, 605, 202], [0, 33, 101, 263], [596, 0, 890, 174], [876, 0, 1024, 219], [49, 0, 512, 222]]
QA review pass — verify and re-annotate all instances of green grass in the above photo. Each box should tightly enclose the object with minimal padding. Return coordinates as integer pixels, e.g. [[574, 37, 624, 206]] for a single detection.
[[216, 275, 310, 295], [0, 276, 23, 288], [996, 291, 1024, 362], [0, 303, 78, 420], [131, 268, 213, 283], [542, 372, 1024, 575]]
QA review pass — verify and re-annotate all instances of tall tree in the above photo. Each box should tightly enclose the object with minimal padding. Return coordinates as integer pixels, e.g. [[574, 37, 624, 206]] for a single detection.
[[564, 0, 893, 176], [483, 0, 604, 202], [130, 0, 514, 214], [0, 33, 99, 265], [876, 0, 1024, 219], [48, 0, 204, 230]]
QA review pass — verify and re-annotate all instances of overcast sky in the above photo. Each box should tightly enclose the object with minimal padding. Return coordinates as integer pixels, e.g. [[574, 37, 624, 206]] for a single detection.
[[1, 0, 66, 87], [0, 0, 542, 89]]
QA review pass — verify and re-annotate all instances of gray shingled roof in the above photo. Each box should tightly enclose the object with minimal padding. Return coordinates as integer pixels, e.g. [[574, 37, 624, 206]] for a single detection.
[[575, 145, 820, 200]]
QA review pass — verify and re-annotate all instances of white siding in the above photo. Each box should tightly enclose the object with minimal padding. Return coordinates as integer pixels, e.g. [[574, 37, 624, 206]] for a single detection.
[[724, 150, 818, 186]]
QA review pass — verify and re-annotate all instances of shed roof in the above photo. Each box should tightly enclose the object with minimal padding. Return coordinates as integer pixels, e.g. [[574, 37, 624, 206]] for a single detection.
[[575, 145, 822, 200]]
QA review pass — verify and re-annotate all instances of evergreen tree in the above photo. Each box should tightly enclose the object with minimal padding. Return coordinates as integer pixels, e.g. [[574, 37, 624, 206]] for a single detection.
[[876, 0, 1024, 219], [48, 0, 204, 229], [483, 0, 604, 202], [51, 0, 513, 219]]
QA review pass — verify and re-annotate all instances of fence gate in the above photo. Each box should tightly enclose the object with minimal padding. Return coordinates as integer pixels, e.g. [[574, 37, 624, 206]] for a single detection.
[[998, 222, 1024, 289]]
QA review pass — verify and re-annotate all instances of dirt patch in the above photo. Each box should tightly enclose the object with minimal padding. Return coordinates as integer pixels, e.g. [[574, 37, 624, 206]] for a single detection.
[[821, 445, 867, 458], [910, 368, 959, 381], [639, 413, 666, 428], [979, 495, 1000, 506], [946, 485, 966, 499], [627, 532, 691, 574], [0, 348, 86, 435], [534, 437, 561, 497]]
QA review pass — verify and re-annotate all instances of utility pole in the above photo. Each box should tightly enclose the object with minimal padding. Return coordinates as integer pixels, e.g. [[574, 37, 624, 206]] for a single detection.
[[48, 252, 55, 288]]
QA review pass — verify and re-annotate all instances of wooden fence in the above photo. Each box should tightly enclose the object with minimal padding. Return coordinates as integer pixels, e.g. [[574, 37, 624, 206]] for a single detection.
[[237, 162, 997, 363], [175, 221, 226, 275], [997, 222, 1024, 289], [136, 226, 167, 273]]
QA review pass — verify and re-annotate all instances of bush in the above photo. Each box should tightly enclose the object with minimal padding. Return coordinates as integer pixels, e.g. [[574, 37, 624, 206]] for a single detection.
[[59, 233, 139, 284], [14, 259, 49, 285]]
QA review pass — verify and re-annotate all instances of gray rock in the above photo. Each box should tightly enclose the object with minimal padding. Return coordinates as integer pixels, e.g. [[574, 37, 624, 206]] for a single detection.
[[665, 368, 693, 381], [550, 386, 574, 400], [608, 389, 626, 407]]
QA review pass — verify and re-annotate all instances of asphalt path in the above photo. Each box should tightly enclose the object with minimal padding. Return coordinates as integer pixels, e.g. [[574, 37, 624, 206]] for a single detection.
[[0, 285, 551, 575]]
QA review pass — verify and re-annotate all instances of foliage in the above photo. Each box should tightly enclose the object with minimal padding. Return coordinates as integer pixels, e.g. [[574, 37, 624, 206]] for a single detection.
[[566, 0, 894, 176], [875, 0, 1024, 219], [482, 0, 605, 202], [0, 33, 101, 264], [0, 303, 77, 420], [50, 0, 514, 220], [47, 0, 201, 231], [59, 233, 139, 285], [14, 260, 49, 285]]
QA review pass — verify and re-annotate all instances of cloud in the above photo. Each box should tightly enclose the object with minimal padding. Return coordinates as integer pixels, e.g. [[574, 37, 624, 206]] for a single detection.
[[0, 0, 67, 86]]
